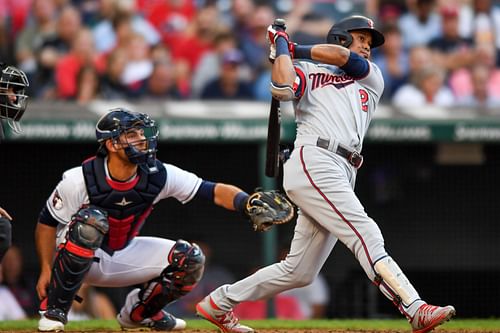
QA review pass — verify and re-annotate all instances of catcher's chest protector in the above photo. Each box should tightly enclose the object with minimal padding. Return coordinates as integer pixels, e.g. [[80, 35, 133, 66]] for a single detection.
[[82, 156, 167, 251]]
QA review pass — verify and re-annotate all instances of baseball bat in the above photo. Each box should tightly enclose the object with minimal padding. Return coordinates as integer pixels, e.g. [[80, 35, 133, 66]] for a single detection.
[[265, 18, 286, 178], [265, 97, 281, 178]]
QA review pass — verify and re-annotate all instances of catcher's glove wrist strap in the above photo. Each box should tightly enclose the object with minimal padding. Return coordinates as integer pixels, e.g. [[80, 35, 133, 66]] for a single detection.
[[234, 191, 250, 214]]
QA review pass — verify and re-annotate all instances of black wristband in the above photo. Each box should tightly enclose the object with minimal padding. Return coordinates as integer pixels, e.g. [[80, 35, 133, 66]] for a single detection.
[[294, 45, 313, 59], [234, 192, 250, 214]]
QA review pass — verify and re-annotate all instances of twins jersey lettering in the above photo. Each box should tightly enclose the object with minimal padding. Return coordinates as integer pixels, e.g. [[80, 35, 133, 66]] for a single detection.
[[294, 60, 384, 150]]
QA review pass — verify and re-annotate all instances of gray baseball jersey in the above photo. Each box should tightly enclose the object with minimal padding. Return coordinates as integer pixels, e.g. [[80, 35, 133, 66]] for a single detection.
[[210, 59, 426, 319], [293, 60, 384, 151]]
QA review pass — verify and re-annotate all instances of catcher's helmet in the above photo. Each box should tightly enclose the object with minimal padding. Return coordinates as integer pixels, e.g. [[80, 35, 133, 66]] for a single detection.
[[96, 108, 159, 173], [326, 15, 385, 49], [0, 64, 29, 133]]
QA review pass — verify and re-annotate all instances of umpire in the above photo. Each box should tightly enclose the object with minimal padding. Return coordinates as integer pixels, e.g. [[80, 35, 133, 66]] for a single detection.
[[0, 62, 30, 261]]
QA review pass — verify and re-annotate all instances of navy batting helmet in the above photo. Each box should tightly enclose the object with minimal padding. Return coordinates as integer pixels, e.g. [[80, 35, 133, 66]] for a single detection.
[[96, 108, 159, 172], [326, 15, 385, 49], [0, 64, 29, 133]]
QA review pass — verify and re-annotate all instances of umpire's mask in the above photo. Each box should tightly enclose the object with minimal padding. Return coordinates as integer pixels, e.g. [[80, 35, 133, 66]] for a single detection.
[[0, 64, 29, 133]]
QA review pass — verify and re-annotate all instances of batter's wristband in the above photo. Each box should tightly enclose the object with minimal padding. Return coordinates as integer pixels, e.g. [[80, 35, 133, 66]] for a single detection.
[[234, 192, 250, 214], [289, 43, 296, 58], [294, 45, 313, 60], [276, 37, 290, 57]]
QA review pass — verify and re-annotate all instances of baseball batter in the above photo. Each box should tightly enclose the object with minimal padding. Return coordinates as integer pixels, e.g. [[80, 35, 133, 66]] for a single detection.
[[34, 108, 292, 332], [196, 16, 456, 333]]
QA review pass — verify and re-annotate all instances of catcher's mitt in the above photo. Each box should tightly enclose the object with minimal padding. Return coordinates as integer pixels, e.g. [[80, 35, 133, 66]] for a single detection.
[[245, 190, 294, 232]]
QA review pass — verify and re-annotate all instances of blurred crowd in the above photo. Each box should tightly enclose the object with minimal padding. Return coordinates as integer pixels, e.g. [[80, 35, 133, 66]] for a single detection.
[[1, 0, 500, 112]]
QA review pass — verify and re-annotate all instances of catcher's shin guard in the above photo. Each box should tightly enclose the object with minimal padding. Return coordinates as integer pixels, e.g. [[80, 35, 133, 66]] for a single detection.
[[129, 239, 205, 322], [45, 206, 108, 322], [374, 256, 422, 318]]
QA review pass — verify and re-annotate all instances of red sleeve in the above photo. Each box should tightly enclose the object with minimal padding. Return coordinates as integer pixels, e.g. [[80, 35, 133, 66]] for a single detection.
[[294, 66, 307, 99], [55, 56, 81, 99]]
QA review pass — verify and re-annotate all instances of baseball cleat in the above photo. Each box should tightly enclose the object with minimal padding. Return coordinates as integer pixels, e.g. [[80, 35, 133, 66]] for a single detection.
[[410, 303, 456, 333], [117, 310, 186, 331], [38, 311, 65, 332], [196, 296, 254, 333]]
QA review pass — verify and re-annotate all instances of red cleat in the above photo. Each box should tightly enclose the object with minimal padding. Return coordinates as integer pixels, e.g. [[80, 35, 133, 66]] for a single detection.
[[411, 304, 456, 333], [196, 296, 254, 333]]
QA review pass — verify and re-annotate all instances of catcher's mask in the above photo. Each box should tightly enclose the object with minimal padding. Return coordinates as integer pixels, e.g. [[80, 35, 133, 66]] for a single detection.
[[96, 108, 159, 173], [326, 15, 385, 49], [0, 64, 29, 133]]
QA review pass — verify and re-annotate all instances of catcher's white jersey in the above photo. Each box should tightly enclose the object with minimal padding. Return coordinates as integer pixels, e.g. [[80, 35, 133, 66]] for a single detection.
[[44, 159, 202, 287], [293, 60, 384, 151], [47, 160, 201, 225]]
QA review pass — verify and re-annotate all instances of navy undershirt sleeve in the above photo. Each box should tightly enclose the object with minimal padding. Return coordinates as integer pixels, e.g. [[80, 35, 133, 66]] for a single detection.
[[195, 180, 216, 201], [38, 205, 59, 227], [340, 51, 370, 79]]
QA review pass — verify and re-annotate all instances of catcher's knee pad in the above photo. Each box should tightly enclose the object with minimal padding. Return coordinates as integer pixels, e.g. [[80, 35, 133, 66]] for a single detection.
[[0, 217, 12, 262], [46, 206, 108, 317], [130, 239, 205, 322]]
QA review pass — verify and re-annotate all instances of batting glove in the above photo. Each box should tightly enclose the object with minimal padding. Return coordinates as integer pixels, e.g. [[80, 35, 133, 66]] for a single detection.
[[268, 43, 277, 63], [266, 24, 289, 45], [267, 24, 291, 64]]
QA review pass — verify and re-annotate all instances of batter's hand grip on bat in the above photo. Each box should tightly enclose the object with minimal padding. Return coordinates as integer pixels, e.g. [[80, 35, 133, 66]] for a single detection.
[[273, 18, 286, 30]]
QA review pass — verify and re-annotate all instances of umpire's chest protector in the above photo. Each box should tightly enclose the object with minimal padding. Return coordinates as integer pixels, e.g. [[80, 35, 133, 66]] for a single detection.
[[82, 156, 167, 251]]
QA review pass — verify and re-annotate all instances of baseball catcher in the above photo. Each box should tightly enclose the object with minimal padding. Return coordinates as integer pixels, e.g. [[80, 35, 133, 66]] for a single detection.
[[35, 108, 294, 332]]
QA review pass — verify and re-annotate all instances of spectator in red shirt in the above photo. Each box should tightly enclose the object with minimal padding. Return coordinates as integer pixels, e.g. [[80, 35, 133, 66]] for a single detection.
[[55, 28, 101, 99], [171, 5, 220, 71], [36, 5, 83, 99], [145, 0, 197, 48], [171, 5, 222, 97]]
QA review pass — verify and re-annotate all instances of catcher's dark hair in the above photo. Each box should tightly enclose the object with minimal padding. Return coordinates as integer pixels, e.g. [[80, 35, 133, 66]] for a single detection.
[[97, 143, 108, 156]]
